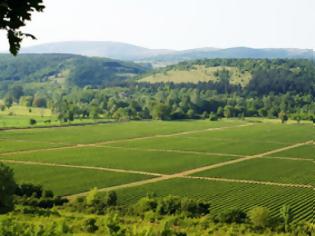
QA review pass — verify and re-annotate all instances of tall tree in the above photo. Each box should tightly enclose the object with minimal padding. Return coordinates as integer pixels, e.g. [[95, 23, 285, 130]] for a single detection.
[[0, 163, 17, 213]]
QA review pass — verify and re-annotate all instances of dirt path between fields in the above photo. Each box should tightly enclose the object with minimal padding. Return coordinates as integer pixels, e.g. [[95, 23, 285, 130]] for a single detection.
[[99, 145, 244, 158], [1, 139, 312, 200], [66, 140, 313, 199], [182, 176, 313, 189], [264, 156, 314, 162], [0, 123, 252, 157], [101, 145, 314, 163], [0, 159, 164, 177], [169, 140, 314, 177]]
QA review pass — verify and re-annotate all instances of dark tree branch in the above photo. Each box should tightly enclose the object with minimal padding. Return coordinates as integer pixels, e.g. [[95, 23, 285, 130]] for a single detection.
[[0, 0, 45, 55]]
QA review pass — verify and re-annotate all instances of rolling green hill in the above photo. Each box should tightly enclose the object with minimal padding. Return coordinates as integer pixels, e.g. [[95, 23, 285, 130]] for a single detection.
[[139, 59, 315, 93], [0, 54, 151, 90]]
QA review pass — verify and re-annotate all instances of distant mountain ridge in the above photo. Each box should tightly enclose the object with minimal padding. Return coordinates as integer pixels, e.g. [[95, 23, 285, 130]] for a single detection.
[[21, 41, 174, 61], [21, 41, 314, 64]]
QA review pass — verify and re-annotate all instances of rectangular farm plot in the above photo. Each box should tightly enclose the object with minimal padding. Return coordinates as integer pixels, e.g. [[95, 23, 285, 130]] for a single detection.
[[187, 123, 314, 145], [107, 136, 285, 156], [115, 178, 313, 222], [0, 147, 236, 174], [0, 139, 64, 154], [0, 120, 242, 145], [269, 144, 315, 160], [192, 158, 315, 185], [7, 163, 152, 196]]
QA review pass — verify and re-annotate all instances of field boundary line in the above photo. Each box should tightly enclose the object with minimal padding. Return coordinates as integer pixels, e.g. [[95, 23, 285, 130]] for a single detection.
[[97, 145, 244, 158], [263, 156, 314, 162], [169, 140, 313, 176], [183, 176, 314, 189], [181, 136, 289, 145], [0, 138, 67, 145], [66, 140, 313, 198], [0, 123, 252, 157], [67, 176, 172, 200], [92, 123, 253, 146], [0, 159, 164, 177]]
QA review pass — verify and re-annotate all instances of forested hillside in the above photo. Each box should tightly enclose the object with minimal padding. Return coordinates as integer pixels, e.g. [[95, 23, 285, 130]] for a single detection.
[[0, 57, 314, 123], [141, 59, 315, 96], [0, 54, 151, 94]]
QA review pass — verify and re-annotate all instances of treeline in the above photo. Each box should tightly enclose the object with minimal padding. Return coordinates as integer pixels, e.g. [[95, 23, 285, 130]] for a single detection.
[[1, 83, 314, 123], [38, 85, 315, 122]]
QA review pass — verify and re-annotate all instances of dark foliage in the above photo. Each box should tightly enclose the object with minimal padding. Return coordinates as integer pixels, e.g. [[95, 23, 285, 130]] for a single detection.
[[0, 0, 45, 55]]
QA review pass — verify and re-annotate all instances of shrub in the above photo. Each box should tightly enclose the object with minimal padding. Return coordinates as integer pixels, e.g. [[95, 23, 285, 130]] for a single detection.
[[15, 184, 43, 198], [133, 196, 158, 215], [248, 206, 270, 228], [82, 218, 98, 233], [209, 112, 219, 121], [71, 188, 118, 214], [29, 118, 37, 125], [180, 198, 210, 217], [157, 196, 181, 215], [216, 208, 247, 224]]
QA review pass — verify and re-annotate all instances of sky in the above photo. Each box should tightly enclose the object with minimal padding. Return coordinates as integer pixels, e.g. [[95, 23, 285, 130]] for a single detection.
[[0, 0, 314, 51]]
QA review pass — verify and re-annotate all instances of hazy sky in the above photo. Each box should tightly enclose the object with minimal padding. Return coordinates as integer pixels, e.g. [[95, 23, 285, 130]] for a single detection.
[[0, 0, 314, 51]]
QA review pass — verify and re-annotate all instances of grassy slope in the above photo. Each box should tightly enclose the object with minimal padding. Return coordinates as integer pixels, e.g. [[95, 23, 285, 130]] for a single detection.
[[140, 65, 252, 86]]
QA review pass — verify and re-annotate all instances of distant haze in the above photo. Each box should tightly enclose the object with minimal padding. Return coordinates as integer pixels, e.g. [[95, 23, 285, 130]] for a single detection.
[[20, 41, 314, 64], [0, 0, 314, 52]]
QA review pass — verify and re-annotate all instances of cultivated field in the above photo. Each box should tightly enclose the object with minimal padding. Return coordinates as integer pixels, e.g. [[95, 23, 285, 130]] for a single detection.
[[0, 119, 313, 222]]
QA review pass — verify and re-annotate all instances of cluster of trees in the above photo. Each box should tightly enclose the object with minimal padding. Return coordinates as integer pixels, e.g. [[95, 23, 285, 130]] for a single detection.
[[0, 163, 68, 214], [49, 85, 314, 123], [0, 85, 48, 110], [1, 59, 314, 123]]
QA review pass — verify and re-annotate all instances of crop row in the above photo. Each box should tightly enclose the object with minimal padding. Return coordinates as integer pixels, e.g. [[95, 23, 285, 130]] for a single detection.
[[115, 178, 313, 222]]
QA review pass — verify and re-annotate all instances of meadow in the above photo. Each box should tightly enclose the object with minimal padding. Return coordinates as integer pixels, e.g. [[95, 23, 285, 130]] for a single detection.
[[140, 65, 252, 86], [0, 104, 112, 128], [0, 119, 313, 222]]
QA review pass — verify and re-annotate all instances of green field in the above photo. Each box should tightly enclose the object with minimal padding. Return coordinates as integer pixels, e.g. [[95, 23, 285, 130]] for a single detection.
[[6, 163, 151, 196], [0, 147, 235, 174], [0, 139, 62, 153], [106, 123, 313, 155], [269, 144, 315, 160], [0, 120, 242, 145], [0, 105, 52, 117], [0, 119, 313, 222], [140, 65, 252, 86], [192, 158, 315, 185]]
